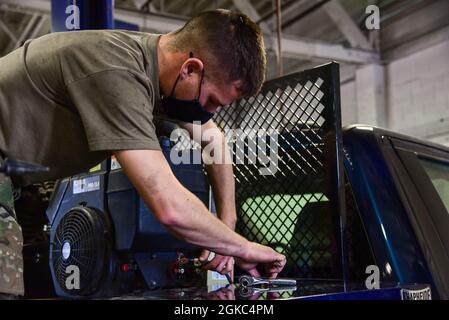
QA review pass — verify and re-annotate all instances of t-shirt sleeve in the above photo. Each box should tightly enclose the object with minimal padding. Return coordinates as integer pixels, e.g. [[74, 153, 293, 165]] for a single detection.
[[66, 69, 161, 152]]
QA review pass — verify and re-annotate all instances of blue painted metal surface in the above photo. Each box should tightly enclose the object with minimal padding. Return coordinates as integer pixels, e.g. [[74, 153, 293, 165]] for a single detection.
[[51, 0, 114, 32], [124, 282, 432, 300], [115, 20, 140, 31], [297, 284, 430, 300], [342, 126, 436, 296]]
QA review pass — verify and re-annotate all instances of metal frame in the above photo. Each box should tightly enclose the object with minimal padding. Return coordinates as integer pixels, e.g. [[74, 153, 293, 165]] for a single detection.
[[213, 62, 346, 281], [321, 0, 373, 50], [389, 137, 449, 299]]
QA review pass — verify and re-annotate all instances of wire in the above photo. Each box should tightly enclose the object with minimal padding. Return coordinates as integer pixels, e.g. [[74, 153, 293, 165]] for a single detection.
[[256, 0, 298, 25], [275, 0, 283, 76]]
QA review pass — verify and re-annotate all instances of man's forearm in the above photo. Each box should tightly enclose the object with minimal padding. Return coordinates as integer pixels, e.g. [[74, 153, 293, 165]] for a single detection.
[[115, 149, 285, 273], [143, 177, 247, 258], [201, 124, 237, 230], [115, 149, 248, 259], [205, 162, 237, 230]]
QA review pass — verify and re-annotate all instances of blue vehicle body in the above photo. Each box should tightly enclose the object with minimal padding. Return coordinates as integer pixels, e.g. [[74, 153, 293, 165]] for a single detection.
[[118, 125, 447, 301], [340, 125, 449, 300]]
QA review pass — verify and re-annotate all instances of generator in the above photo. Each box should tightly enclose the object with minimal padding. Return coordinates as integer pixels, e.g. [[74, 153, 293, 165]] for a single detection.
[[46, 137, 214, 298]]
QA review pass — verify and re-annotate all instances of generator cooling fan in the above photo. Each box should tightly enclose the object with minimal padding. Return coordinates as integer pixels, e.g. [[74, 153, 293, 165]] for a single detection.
[[50, 206, 110, 296]]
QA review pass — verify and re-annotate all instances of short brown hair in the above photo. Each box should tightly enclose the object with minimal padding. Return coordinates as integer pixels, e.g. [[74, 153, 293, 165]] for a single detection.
[[170, 9, 266, 97]]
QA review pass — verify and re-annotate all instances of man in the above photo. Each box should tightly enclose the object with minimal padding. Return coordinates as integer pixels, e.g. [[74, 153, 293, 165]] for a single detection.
[[0, 9, 286, 297]]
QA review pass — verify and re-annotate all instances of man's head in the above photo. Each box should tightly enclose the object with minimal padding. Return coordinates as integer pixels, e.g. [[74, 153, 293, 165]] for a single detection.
[[158, 9, 266, 114]]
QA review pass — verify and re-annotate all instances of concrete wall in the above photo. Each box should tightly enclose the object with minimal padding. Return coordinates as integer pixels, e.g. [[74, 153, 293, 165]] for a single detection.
[[340, 39, 449, 146], [340, 80, 357, 127], [386, 39, 449, 145]]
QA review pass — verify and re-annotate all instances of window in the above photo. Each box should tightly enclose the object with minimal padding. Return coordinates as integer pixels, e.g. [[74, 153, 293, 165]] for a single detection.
[[240, 193, 329, 246], [345, 182, 376, 282], [238, 191, 342, 278], [419, 158, 449, 214]]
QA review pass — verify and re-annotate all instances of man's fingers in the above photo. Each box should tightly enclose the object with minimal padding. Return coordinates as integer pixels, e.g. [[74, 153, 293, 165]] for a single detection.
[[247, 267, 261, 278], [225, 258, 234, 271], [202, 259, 219, 270], [269, 263, 284, 272], [267, 272, 278, 279], [265, 264, 279, 279], [272, 257, 286, 270], [274, 255, 286, 266], [216, 259, 229, 275], [263, 256, 286, 278], [199, 250, 211, 262], [202, 255, 233, 273], [267, 292, 281, 300], [226, 289, 235, 300], [220, 258, 234, 275]]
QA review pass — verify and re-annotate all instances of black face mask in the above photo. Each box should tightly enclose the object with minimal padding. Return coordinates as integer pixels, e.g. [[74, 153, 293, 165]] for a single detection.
[[161, 65, 214, 125]]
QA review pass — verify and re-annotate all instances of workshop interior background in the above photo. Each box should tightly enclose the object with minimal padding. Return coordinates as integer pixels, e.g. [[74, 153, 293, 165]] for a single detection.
[[1, 0, 448, 145], [1, 0, 449, 299]]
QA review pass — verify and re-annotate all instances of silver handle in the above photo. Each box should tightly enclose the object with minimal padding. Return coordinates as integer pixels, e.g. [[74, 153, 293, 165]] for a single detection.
[[239, 275, 297, 287]]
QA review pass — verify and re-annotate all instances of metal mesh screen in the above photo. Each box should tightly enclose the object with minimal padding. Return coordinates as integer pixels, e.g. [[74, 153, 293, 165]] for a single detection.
[[213, 63, 345, 279]]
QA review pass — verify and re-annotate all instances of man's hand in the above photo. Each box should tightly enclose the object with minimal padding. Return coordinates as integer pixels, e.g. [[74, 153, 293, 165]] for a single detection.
[[208, 285, 235, 300], [235, 242, 286, 279], [198, 250, 235, 275]]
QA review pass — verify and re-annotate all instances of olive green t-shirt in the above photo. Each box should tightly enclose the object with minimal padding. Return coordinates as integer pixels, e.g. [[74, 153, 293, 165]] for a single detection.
[[0, 30, 163, 186]]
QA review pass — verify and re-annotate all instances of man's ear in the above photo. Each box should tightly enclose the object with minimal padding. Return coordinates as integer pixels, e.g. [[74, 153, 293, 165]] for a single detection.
[[231, 79, 245, 96], [180, 57, 204, 80]]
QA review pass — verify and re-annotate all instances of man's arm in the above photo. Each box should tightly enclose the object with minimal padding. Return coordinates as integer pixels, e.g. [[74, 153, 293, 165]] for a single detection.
[[180, 120, 236, 229], [179, 120, 237, 273], [114, 149, 243, 255], [114, 149, 285, 277]]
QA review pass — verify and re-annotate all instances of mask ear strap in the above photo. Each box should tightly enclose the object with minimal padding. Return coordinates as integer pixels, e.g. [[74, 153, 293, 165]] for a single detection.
[[170, 52, 196, 97], [190, 51, 204, 100], [170, 73, 181, 97], [197, 69, 204, 100]]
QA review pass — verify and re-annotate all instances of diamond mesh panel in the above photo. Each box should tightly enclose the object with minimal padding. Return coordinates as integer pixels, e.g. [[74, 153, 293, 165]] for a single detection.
[[213, 63, 345, 279]]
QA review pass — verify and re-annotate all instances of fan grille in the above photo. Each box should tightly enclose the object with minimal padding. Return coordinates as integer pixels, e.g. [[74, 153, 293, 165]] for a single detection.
[[51, 207, 107, 295]]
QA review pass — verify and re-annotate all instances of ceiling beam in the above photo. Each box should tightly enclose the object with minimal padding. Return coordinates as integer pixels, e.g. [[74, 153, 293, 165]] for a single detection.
[[163, 0, 181, 13], [0, 19, 18, 42], [114, 7, 184, 33], [231, 0, 272, 33], [131, 0, 149, 10], [265, 0, 305, 30], [0, 0, 379, 64], [205, 0, 229, 11], [320, 0, 372, 50], [5, 12, 39, 51], [269, 34, 377, 64], [130, 0, 160, 12], [0, 0, 50, 11], [28, 13, 47, 39]]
